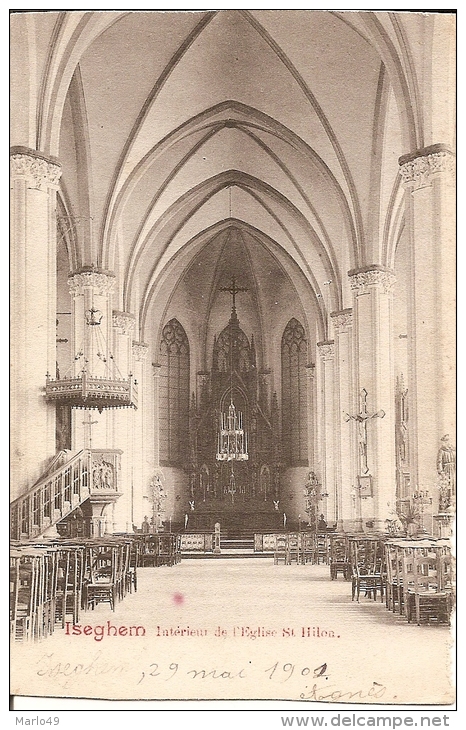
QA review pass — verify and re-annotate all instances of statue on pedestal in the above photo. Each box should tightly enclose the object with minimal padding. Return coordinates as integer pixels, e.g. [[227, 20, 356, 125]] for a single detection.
[[149, 473, 167, 531], [437, 435, 456, 511]]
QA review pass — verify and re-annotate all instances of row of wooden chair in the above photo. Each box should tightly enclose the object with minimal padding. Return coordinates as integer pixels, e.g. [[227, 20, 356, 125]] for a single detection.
[[346, 534, 455, 626], [384, 540, 454, 625], [273, 532, 330, 565], [66, 537, 140, 612], [10, 537, 141, 641], [10, 543, 84, 641], [135, 533, 181, 567]]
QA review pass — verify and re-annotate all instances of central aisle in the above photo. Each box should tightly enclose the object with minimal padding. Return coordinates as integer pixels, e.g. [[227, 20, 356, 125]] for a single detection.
[[11, 559, 454, 704]]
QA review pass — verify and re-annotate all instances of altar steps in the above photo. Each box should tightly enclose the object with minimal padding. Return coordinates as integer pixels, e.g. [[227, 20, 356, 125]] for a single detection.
[[220, 537, 254, 551], [181, 551, 271, 559], [182, 535, 272, 559]]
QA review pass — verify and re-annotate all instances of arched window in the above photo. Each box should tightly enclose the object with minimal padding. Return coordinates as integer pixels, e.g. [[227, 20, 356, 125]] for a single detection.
[[159, 319, 190, 465], [281, 318, 308, 465]]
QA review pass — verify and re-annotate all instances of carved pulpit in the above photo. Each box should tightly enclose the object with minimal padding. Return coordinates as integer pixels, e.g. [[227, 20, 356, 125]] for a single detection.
[[87, 449, 122, 536]]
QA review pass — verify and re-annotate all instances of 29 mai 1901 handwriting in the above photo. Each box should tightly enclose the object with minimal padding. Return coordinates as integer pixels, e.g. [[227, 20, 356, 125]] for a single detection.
[[34, 649, 389, 702]]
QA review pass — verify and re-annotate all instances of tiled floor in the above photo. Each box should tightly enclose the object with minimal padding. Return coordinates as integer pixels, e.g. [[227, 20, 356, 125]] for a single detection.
[[11, 559, 455, 705]]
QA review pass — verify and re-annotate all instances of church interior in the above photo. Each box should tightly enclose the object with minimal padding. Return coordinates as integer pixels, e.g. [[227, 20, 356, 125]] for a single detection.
[[10, 10, 456, 702]]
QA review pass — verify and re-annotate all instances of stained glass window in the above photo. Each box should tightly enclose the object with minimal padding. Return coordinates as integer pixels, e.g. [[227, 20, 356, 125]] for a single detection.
[[281, 318, 308, 465], [159, 319, 190, 465]]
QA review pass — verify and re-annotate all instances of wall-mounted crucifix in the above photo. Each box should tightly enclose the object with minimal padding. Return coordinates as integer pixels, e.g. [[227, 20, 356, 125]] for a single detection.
[[82, 412, 99, 450], [344, 388, 385, 476]]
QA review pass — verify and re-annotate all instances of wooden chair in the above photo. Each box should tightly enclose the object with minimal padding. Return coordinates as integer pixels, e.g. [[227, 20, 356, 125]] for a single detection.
[[11, 552, 40, 641], [157, 534, 173, 566], [71, 546, 85, 622], [405, 548, 454, 625], [350, 539, 384, 602], [126, 539, 139, 593], [10, 555, 21, 639], [140, 535, 158, 567], [315, 533, 329, 565], [40, 549, 58, 638], [274, 534, 288, 565], [54, 548, 71, 628], [287, 533, 301, 564], [300, 532, 316, 564], [116, 541, 131, 600], [60, 545, 84, 626], [329, 534, 350, 580], [399, 544, 415, 616], [384, 542, 404, 614], [83, 544, 118, 611]]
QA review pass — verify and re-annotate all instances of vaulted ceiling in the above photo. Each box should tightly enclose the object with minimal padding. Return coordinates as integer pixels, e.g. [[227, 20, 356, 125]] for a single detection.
[[11, 10, 455, 359]]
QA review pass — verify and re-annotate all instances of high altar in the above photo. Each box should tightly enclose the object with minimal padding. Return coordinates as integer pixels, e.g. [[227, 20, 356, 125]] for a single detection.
[[186, 282, 282, 534]]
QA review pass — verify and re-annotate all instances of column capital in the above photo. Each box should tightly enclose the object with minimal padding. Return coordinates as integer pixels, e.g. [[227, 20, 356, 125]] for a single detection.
[[68, 267, 116, 296], [113, 310, 136, 335], [331, 308, 353, 329], [317, 340, 335, 360], [132, 341, 149, 361], [399, 143, 455, 190], [348, 265, 396, 294], [10, 146, 62, 190]]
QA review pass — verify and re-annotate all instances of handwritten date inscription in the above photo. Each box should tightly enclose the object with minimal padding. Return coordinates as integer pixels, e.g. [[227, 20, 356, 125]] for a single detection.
[[136, 660, 387, 701], [34, 654, 388, 701], [137, 661, 329, 685]]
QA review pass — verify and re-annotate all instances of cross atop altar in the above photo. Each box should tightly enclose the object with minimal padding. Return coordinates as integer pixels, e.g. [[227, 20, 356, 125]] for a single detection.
[[220, 276, 248, 315]]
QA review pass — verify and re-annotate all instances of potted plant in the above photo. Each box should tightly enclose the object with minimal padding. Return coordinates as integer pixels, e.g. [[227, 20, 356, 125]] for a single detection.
[[397, 502, 421, 537]]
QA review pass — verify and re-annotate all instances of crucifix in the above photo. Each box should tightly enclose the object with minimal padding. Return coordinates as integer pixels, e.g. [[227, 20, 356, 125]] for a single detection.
[[220, 276, 248, 314], [344, 389, 385, 475], [82, 411, 99, 450]]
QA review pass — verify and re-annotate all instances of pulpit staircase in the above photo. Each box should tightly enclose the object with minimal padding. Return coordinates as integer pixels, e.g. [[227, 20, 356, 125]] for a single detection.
[[10, 448, 122, 542]]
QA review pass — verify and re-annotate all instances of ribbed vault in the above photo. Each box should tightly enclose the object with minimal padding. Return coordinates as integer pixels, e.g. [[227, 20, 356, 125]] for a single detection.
[[13, 9, 451, 349]]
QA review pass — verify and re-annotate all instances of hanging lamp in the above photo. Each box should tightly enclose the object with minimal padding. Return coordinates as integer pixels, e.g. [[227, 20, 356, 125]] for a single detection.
[[45, 271, 137, 413]]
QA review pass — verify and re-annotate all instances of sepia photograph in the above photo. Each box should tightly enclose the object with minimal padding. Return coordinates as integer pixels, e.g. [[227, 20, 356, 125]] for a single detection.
[[10, 8, 456, 710]]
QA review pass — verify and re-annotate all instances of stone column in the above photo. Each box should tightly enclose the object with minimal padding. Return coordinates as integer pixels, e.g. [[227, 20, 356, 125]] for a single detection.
[[10, 148, 62, 496], [349, 266, 396, 531], [399, 145, 455, 507], [132, 342, 149, 529], [110, 311, 136, 532], [317, 341, 335, 525], [305, 364, 316, 474], [152, 363, 162, 468], [67, 268, 116, 452], [331, 309, 356, 531]]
